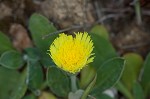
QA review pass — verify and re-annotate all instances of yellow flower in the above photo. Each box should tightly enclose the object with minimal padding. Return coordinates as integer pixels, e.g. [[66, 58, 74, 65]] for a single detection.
[[48, 32, 94, 74]]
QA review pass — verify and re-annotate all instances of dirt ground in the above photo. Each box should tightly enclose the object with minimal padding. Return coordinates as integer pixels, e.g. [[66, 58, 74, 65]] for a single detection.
[[0, 0, 150, 57]]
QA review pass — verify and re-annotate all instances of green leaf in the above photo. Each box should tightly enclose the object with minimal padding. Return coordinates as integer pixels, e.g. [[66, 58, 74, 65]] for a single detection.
[[0, 66, 20, 99], [80, 65, 96, 89], [90, 25, 109, 40], [24, 47, 41, 62], [40, 53, 55, 67], [115, 81, 133, 99], [91, 57, 125, 94], [0, 50, 24, 69], [0, 31, 14, 54], [141, 52, 150, 96], [121, 53, 143, 91], [90, 33, 117, 70], [47, 67, 70, 97], [133, 82, 144, 99], [29, 13, 58, 68], [81, 74, 97, 99], [11, 69, 27, 99], [24, 47, 54, 68], [29, 13, 57, 52], [27, 61, 44, 94]]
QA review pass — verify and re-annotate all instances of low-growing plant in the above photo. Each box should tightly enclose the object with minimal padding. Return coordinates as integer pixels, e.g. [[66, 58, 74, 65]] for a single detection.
[[116, 52, 150, 99], [0, 13, 149, 99]]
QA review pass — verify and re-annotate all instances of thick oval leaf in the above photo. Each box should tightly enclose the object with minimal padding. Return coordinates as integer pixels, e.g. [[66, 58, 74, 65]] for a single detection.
[[121, 53, 143, 91], [141, 52, 150, 96], [27, 61, 44, 94], [24, 47, 54, 67], [133, 82, 144, 99], [47, 67, 70, 97], [81, 74, 97, 99], [80, 65, 96, 89], [11, 69, 27, 99], [0, 66, 20, 99], [0, 50, 24, 69], [0, 31, 14, 54], [115, 81, 133, 99], [40, 53, 55, 67], [91, 57, 125, 94], [24, 47, 41, 62], [29, 13, 57, 52], [90, 33, 117, 70], [90, 25, 109, 40]]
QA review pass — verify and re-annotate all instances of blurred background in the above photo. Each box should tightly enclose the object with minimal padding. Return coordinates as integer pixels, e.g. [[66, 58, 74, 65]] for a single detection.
[[0, 0, 150, 55], [0, 0, 150, 99]]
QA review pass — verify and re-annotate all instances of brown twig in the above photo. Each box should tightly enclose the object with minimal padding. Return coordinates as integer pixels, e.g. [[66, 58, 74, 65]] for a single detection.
[[142, 9, 150, 16], [94, 1, 103, 23], [100, 7, 150, 17], [98, 13, 124, 24], [101, 7, 133, 13], [42, 25, 84, 39], [121, 42, 150, 49]]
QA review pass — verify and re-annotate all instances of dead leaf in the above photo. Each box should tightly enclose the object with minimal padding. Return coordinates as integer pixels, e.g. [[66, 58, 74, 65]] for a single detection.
[[9, 24, 32, 51]]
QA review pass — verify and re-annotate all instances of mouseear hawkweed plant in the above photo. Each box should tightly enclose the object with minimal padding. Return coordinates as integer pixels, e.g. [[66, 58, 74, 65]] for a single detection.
[[48, 32, 94, 96], [1, 13, 142, 99], [45, 24, 125, 98]]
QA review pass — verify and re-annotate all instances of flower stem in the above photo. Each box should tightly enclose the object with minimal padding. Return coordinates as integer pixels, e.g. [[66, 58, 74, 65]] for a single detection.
[[81, 74, 97, 99], [116, 81, 134, 99], [70, 74, 78, 92]]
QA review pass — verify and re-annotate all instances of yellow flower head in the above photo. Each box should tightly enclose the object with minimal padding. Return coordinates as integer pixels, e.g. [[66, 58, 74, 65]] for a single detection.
[[48, 32, 94, 74]]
